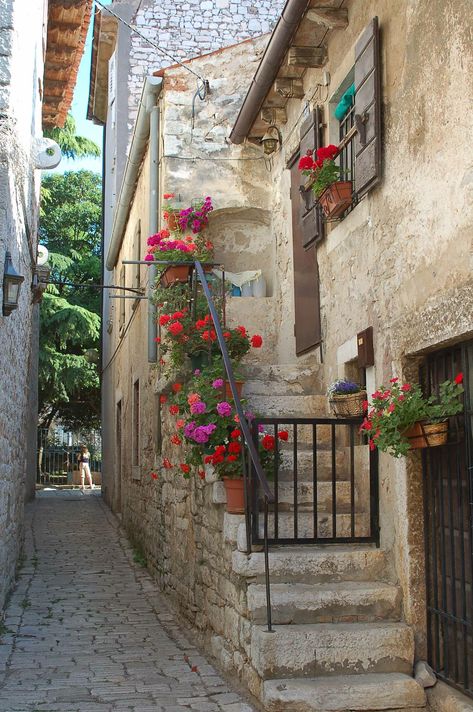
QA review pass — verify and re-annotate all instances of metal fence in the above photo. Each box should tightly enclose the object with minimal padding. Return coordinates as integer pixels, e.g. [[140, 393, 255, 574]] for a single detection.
[[37, 427, 102, 485]]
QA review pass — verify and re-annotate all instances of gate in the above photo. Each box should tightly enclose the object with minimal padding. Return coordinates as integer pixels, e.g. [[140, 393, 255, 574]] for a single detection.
[[37, 427, 102, 485], [422, 340, 473, 697]]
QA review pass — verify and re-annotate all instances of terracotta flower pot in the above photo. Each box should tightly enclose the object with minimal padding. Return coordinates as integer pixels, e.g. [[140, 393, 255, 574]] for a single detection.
[[165, 210, 180, 232], [318, 181, 352, 219], [160, 265, 191, 287], [223, 380, 244, 401], [329, 390, 367, 418], [404, 420, 449, 449], [222, 477, 245, 514]]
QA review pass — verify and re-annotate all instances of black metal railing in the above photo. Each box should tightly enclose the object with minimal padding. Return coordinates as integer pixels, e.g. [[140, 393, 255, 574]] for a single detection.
[[249, 416, 379, 547]]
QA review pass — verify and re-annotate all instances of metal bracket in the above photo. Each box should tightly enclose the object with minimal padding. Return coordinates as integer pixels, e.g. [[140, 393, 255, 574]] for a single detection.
[[354, 112, 369, 146]]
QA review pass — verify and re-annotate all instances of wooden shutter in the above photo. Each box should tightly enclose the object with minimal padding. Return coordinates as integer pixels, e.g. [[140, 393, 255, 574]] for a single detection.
[[299, 107, 324, 248], [354, 17, 381, 196]]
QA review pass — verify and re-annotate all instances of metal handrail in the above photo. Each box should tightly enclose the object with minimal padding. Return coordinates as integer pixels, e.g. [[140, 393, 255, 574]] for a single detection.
[[194, 260, 275, 632]]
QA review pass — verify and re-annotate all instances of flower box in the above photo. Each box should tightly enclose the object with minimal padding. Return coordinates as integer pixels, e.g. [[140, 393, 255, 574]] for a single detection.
[[223, 380, 244, 401], [404, 420, 449, 449], [160, 265, 192, 287], [330, 390, 367, 418], [318, 181, 353, 219]]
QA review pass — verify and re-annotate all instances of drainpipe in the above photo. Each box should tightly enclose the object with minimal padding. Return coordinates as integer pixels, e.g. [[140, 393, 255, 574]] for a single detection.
[[148, 105, 159, 363]]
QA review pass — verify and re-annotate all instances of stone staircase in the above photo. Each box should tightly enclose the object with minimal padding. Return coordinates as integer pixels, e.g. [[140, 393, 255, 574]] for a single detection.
[[231, 363, 426, 711]]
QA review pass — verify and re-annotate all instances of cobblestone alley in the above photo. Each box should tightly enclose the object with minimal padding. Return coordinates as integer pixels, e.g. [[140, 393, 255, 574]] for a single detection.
[[0, 491, 256, 712]]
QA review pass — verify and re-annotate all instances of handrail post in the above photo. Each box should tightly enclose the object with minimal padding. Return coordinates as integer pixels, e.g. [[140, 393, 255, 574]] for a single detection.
[[263, 496, 273, 633]]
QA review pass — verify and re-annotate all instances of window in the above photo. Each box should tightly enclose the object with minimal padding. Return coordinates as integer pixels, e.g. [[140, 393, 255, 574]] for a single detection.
[[132, 379, 140, 479]]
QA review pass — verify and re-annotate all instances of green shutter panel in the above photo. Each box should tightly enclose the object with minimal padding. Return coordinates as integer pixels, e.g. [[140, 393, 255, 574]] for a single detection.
[[299, 106, 324, 248], [354, 17, 382, 196]]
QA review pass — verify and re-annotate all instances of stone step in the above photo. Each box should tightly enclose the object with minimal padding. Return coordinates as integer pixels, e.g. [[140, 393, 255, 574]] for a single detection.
[[247, 394, 329, 418], [250, 621, 414, 678], [247, 581, 402, 625], [242, 363, 323, 396], [268, 481, 355, 512], [262, 673, 426, 711], [252, 511, 370, 540], [232, 546, 391, 584]]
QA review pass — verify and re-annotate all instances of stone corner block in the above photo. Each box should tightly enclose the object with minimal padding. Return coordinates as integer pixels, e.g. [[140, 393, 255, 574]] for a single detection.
[[415, 660, 437, 689], [212, 481, 226, 505], [224, 512, 245, 543]]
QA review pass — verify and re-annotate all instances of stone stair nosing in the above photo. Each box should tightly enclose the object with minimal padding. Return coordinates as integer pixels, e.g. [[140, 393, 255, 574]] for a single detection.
[[262, 672, 426, 712]]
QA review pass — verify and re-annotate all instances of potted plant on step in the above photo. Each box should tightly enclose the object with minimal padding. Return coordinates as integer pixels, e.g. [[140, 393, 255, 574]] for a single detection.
[[328, 379, 367, 418], [360, 374, 464, 457], [299, 144, 352, 219]]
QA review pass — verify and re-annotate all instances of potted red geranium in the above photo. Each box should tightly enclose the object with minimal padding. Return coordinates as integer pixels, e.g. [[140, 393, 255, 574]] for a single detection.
[[298, 144, 352, 219]]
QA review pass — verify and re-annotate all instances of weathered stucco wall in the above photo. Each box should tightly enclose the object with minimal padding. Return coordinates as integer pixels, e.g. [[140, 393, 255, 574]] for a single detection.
[[0, 0, 45, 608], [265, 0, 473, 658]]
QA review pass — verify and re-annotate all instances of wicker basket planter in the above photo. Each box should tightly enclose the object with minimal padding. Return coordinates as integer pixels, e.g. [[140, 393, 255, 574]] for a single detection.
[[329, 390, 367, 418], [318, 181, 353, 219], [404, 420, 449, 449]]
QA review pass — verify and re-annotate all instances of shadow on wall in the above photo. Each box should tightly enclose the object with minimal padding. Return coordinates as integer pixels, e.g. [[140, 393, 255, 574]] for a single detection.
[[206, 207, 274, 296]]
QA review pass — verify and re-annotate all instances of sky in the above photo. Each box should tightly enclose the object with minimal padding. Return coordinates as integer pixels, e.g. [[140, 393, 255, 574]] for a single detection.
[[53, 0, 111, 174]]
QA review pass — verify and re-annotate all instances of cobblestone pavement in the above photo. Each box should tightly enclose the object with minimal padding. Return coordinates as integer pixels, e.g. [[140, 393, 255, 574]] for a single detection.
[[0, 491, 256, 712]]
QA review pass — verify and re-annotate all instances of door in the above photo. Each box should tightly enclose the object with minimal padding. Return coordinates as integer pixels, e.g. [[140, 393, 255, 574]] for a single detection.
[[422, 341, 473, 696]]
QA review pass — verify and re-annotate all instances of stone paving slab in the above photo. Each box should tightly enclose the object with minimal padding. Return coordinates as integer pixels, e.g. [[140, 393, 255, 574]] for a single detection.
[[0, 491, 257, 712]]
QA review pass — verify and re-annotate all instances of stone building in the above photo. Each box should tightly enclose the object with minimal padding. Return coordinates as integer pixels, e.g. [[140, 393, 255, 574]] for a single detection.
[[0, 0, 91, 610], [92, 0, 473, 710]]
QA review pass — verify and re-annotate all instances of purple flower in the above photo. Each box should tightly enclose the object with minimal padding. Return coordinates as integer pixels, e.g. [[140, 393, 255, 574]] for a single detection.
[[191, 424, 217, 444], [193, 369, 201, 376], [258, 423, 265, 433], [212, 378, 224, 389], [144, 254, 154, 262], [245, 411, 255, 421], [217, 401, 232, 417], [184, 421, 196, 438], [190, 401, 207, 415]]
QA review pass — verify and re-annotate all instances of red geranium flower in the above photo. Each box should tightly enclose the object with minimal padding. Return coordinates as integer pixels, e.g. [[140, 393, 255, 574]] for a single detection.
[[237, 326, 246, 336], [168, 321, 183, 336], [227, 455, 238, 462], [160, 395, 167, 404], [223, 331, 231, 339], [369, 439, 376, 451], [171, 434, 182, 445], [278, 431, 289, 441], [198, 470, 206, 480], [362, 400, 369, 411], [228, 441, 241, 454], [172, 311, 184, 320], [298, 154, 315, 171], [262, 434, 275, 451], [214, 445, 226, 455], [172, 383, 182, 393], [389, 377, 399, 383], [159, 314, 171, 326], [163, 193, 175, 199], [230, 429, 241, 439], [251, 334, 263, 348], [180, 463, 190, 474], [204, 455, 213, 464], [150, 472, 158, 480], [169, 405, 179, 415], [162, 458, 173, 469], [455, 372, 464, 384], [401, 383, 412, 392]]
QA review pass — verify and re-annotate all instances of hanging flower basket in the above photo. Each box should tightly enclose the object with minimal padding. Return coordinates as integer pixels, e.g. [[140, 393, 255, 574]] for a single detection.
[[318, 181, 353, 219], [160, 265, 192, 287], [404, 420, 449, 449], [329, 390, 367, 418], [222, 476, 245, 514]]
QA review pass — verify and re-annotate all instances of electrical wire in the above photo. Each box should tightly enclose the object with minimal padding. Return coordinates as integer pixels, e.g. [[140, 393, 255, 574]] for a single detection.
[[94, 0, 208, 83]]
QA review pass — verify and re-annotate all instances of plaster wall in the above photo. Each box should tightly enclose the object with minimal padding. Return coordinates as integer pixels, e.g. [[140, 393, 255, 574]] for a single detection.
[[265, 0, 473, 659], [0, 0, 46, 607]]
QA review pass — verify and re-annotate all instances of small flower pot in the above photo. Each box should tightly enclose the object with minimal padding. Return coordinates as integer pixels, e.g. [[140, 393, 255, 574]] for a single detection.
[[223, 380, 244, 401], [404, 420, 449, 449], [165, 210, 180, 232], [222, 477, 245, 514], [160, 265, 191, 287], [329, 390, 367, 418], [318, 181, 352, 219]]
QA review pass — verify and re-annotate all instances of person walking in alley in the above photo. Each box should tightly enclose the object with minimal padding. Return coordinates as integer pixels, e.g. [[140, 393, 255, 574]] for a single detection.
[[78, 445, 94, 491]]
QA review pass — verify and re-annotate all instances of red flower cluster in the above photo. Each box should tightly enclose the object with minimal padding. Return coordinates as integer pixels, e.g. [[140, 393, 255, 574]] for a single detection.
[[162, 458, 173, 469], [298, 144, 338, 172], [169, 405, 179, 415], [171, 434, 182, 445]]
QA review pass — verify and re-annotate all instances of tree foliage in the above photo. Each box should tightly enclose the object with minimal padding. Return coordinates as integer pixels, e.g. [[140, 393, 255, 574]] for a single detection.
[[39, 170, 102, 430], [43, 114, 101, 160]]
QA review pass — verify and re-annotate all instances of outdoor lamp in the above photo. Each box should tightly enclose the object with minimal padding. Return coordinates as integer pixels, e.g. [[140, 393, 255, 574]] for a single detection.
[[2, 251, 24, 316], [261, 125, 281, 155], [31, 264, 51, 304]]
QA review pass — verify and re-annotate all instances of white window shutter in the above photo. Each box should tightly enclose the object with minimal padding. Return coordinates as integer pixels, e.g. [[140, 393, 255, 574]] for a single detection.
[[108, 52, 116, 106]]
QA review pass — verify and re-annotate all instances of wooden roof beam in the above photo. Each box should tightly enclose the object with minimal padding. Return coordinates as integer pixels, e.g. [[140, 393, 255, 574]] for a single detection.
[[287, 46, 327, 68], [306, 7, 348, 29]]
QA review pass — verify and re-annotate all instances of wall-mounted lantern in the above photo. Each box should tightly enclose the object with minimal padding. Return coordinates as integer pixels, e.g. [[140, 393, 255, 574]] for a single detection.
[[261, 125, 282, 155], [2, 251, 24, 316], [31, 264, 51, 304]]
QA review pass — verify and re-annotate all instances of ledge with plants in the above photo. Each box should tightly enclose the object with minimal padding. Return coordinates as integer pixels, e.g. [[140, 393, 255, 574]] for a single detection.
[[298, 144, 352, 219], [360, 374, 464, 457]]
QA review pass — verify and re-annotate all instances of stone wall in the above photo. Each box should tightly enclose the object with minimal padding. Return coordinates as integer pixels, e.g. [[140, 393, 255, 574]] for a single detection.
[[0, 0, 44, 608]]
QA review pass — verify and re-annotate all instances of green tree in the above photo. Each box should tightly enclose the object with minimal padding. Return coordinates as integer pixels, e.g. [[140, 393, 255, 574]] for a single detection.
[[39, 170, 102, 430], [44, 114, 101, 160]]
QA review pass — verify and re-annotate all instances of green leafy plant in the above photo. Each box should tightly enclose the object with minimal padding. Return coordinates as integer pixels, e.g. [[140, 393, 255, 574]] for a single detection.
[[360, 374, 464, 457]]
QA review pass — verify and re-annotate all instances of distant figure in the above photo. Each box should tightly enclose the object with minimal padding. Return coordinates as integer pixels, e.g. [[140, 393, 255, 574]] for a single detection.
[[78, 445, 94, 491]]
